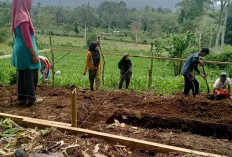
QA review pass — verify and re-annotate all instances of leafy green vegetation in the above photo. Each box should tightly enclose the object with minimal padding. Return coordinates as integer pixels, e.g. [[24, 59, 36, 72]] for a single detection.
[[40, 127, 56, 136], [0, 35, 228, 95], [0, 0, 231, 95]]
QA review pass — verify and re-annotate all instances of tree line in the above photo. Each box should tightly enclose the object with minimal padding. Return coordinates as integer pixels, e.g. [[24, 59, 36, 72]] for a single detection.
[[0, 0, 232, 53]]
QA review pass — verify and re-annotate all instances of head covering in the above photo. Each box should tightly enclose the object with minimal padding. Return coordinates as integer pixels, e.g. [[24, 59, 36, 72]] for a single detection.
[[201, 47, 210, 55], [88, 42, 100, 68], [11, 0, 35, 35], [220, 72, 227, 79], [123, 53, 129, 57]]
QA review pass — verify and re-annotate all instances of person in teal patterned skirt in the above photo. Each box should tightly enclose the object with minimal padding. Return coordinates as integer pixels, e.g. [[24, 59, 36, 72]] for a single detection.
[[11, 0, 41, 107]]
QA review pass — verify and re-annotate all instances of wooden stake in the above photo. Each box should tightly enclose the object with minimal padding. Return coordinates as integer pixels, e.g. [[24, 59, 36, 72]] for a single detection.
[[0, 113, 224, 157], [49, 35, 55, 87], [98, 37, 106, 86], [101, 54, 106, 86], [71, 88, 77, 127], [148, 43, 154, 89]]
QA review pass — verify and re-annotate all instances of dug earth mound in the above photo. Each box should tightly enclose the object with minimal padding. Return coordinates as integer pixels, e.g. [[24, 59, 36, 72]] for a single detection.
[[1, 85, 232, 156]]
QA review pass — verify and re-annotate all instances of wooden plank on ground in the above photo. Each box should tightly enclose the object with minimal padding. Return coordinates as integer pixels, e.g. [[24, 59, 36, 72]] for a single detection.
[[0, 112, 225, 157]]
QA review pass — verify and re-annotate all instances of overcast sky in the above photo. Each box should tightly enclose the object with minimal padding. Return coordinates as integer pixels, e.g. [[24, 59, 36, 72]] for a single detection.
[[1, 0, 182, 11]]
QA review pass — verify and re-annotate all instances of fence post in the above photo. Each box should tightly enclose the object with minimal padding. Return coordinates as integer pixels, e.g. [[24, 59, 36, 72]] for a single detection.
[[49, 34, 55, 87], [148, 43, 154, 90], [97, 36, 106, 86], [101, 54, 106, 85], [71, 88, 77, 127]]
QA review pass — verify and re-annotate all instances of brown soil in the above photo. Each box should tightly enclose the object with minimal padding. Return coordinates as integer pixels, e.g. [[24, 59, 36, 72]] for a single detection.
[[1, 85, 232, 156]]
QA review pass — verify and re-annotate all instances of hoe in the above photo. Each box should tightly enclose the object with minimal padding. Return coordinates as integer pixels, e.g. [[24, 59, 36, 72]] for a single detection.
[[202, 66, 214, 100]]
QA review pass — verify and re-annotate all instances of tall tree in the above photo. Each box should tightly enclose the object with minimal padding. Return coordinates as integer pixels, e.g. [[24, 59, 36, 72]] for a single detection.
[[214, 0, 230, 53], [225, 4, 232, 44], [221, 0, 231, 52], [177, 0, 213, 49], [130, 21, 141, 43], [75, 5, 97, 38], [97, 1, 129, 29], [0, 2, 11, 27]]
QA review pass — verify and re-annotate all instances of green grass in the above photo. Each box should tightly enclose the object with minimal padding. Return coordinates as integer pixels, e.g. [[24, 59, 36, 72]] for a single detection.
[[0, 43, 12, 56], [0, 35, 230, 95], [36, 34, 151, 54]]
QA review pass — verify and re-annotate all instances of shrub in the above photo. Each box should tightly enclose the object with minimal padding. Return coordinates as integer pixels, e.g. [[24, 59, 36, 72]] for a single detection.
[[142, 39, 148, 45], [0, 27, 10, 43], [206, 52, 232, 69], [9, 70, 17, 85], [86, 33, 97, 48]]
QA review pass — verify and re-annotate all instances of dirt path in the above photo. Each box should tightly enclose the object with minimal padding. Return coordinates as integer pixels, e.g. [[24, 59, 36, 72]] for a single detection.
[[1, 85, 232, 156]]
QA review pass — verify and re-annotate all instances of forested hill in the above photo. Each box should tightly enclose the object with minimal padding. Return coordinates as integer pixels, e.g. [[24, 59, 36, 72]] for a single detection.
[[0, 0, 182, 10]]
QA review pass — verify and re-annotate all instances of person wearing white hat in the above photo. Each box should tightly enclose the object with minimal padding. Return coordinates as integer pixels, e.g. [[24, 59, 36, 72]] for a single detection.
[[213, 72, 231, 99]]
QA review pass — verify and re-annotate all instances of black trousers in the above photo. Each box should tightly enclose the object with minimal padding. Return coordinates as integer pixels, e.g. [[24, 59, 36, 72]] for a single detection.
[[18, 69, 38, 103], [88, 69, 100, 91], [118, 72, 132, 89], [183, 74, 199, 96]]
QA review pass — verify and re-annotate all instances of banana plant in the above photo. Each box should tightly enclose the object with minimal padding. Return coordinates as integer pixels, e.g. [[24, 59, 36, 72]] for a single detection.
[[165, 32, 193, 76]]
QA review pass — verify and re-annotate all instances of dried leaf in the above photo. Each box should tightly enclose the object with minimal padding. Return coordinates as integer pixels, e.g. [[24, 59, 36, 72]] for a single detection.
[[82, 150, 91, 157], [120, 123, 126, 127], [122, 116, 127, 119], [61, 144, 80, 150], [93, 144, 100, 154], [56, 140, 64, 146], [104, 145, 109, 151], [134, 131, 140, 134], [114, 119, 120, 127], [95, 153, 107, 157], [0, 149, 7, 155], [33, 145, 43, 151]]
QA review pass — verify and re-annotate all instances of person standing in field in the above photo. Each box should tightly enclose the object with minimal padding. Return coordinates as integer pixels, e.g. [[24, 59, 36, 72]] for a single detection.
[[83, 43, 101, 91], [182, 48, 210, 97], [118, 53, 132, 89], [213, 72, 232, 100], [39, 56, 51, 83], [11, 0, 41, 107]]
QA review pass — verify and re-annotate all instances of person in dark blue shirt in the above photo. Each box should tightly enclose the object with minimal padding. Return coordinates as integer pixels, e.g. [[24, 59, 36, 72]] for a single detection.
[[182, 48, 210, 96]]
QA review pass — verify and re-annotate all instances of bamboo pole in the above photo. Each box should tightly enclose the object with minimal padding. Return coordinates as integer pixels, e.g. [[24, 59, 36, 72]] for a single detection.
[[2, 47, 231, 65], [148, 44, 154, 89], [49, 35, 55, 87], [51, 48, 232, 65], [0, 49, 50, 60], [71, 88, 77, 127]]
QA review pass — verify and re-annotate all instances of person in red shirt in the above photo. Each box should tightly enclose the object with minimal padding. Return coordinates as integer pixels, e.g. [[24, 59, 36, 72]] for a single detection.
[[213, 72, 231, 100], [39, 56, 51, 83]]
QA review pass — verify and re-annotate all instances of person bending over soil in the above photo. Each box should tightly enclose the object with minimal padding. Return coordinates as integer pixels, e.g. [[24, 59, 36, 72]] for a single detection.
[[118, 53, 132, 89], [39, 56, 51, 84], [83, 43, 101, 91], [213, 72, 232, 100], [182, 48, 209, 97]]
